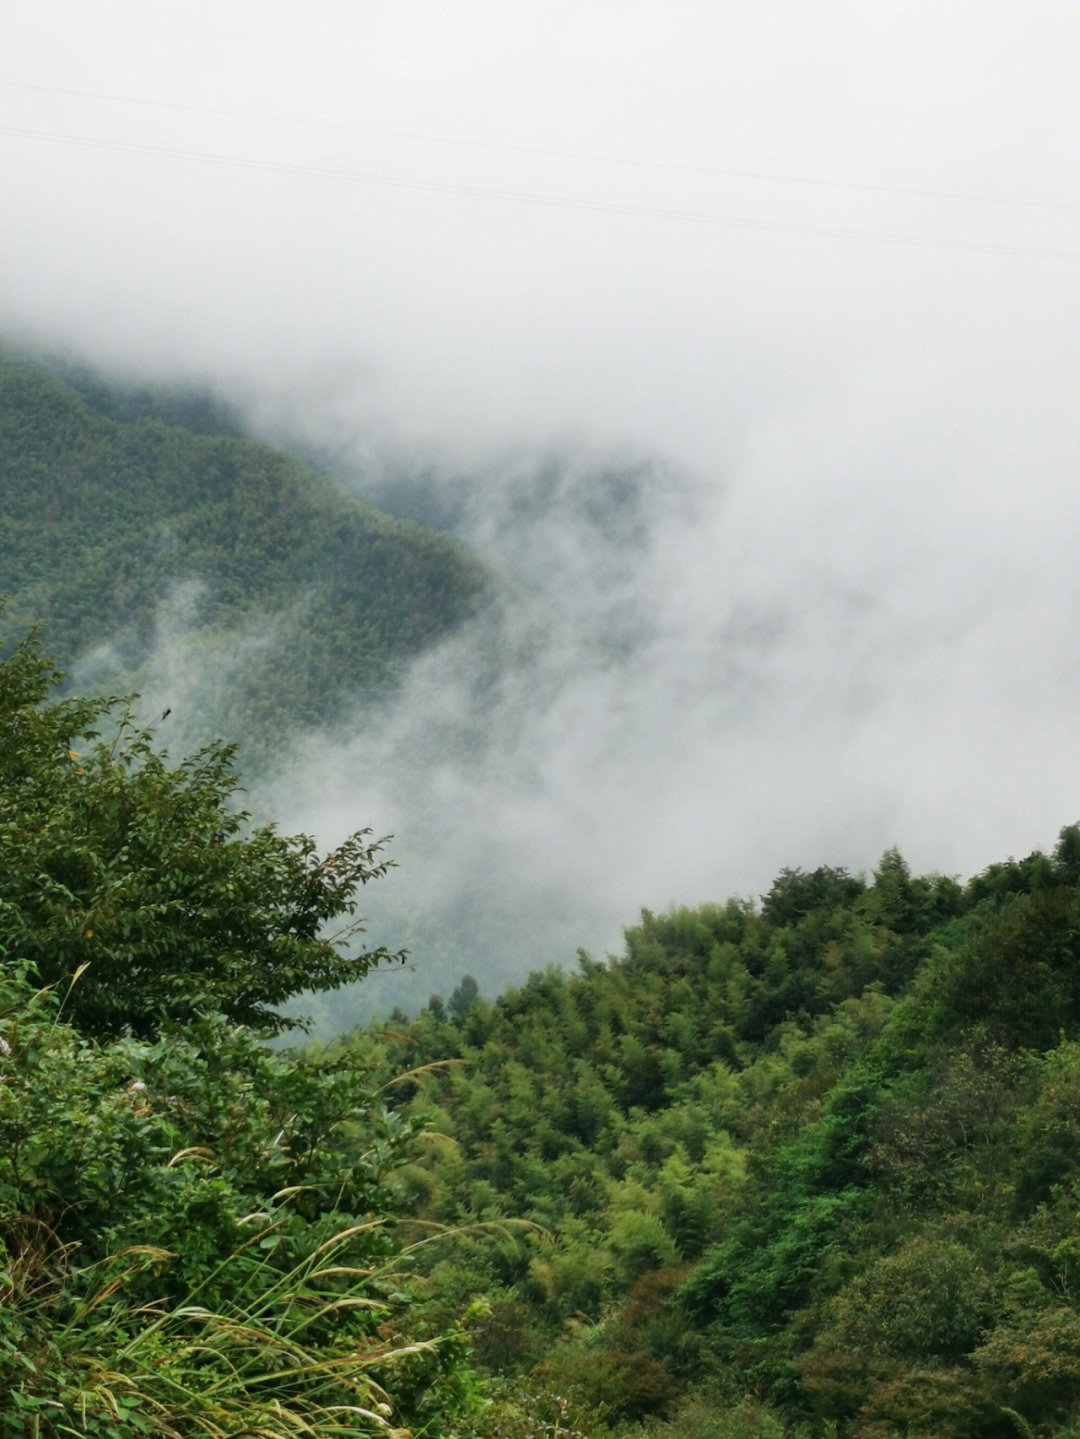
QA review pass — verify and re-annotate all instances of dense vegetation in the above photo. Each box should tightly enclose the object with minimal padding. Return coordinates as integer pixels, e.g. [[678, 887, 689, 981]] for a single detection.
[[339, 836, 1080, 1436], [9, 622, 1080, 1434], [7, 340, 1080, 1432], [0, 350, 486, 763], [0, 634, 487, 1436]]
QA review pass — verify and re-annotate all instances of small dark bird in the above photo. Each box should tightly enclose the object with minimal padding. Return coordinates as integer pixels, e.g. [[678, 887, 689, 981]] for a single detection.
[[160, 708, 171, 721]]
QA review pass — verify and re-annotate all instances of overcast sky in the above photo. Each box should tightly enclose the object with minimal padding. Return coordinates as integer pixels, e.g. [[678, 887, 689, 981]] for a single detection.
[[5, 3, 1080, 995]]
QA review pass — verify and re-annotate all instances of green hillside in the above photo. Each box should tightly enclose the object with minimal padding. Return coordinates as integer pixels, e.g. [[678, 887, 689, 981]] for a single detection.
[[9, 352, 1080, 1436], [0, 351, 486, 761], [342, 836, 1080, 1437], [7, 626, 1080, 1435]]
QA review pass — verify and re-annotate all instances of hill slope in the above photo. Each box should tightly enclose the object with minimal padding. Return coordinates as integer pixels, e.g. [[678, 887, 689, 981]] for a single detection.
[[344, 834, 1080, 1436], [0, 351, 486, 761]]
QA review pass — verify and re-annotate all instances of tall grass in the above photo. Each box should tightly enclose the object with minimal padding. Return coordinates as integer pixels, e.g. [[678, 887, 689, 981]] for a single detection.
[[3, 1210, 429, 1437]]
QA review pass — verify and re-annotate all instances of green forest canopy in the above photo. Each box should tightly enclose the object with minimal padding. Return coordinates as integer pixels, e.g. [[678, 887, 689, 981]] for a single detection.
[[7, 633, 1080, 1435], [8, 341, 1080, 1431], [347, 829, 1080, 1437], [0, 349, 487, 762]]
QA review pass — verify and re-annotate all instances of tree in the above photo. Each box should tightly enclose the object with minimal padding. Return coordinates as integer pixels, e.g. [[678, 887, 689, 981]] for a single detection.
[[0, 630, 400, 1038], [0, 626, 485, 1437], [449, 973, 479, 1020], [760, 865, 865, 928]]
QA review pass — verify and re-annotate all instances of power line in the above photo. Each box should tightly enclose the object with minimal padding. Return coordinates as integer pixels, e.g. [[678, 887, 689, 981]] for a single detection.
[[2, 121, 1078, 261], [2, 77, 725, 178], [0, 122, 725, 220], [3, 75, 1078, 215]]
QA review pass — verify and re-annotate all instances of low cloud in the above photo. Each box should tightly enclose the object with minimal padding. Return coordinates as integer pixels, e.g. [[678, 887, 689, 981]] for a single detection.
[[256, 425, 1080, 1025], [7, 0, 1080, 1024]]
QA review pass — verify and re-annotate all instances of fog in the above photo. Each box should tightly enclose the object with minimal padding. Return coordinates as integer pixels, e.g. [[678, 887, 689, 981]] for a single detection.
[[5, 3, 1080, 1016]]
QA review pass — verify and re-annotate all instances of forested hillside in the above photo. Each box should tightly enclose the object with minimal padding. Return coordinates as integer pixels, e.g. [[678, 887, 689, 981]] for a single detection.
[[8, 622, 1080, 1434], [340, 836, 1080, 1436], [0, 351, 486, 762], [7, 343, 1080, 1432]]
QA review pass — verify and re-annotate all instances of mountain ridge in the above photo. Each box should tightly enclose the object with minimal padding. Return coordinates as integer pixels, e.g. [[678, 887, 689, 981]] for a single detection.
[[0, 349, 488, 763]]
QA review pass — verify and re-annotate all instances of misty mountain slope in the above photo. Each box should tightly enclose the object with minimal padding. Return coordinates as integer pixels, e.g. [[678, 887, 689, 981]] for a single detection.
[[46, 354, 250, 437], [0, 347, 746, 1022], [262, 446, 766, 1025], [0, 352, 487, 760], [264, 381, 1080, 1027]]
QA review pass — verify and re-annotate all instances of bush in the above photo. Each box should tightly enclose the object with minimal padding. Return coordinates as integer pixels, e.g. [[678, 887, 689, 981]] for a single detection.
[[0, 631, 480, 1436]]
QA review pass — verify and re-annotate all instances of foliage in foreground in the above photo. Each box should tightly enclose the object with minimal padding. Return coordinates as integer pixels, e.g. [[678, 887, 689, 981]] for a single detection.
[[0, 634, 486, 1437], [0, 633, 398, 1039], [0, 968, 439, 1437]]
